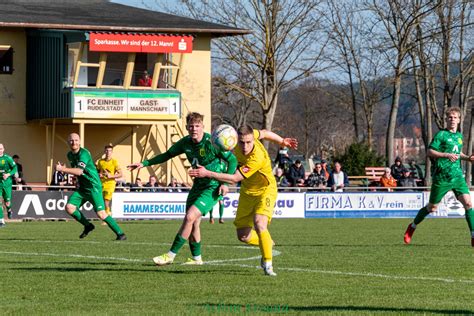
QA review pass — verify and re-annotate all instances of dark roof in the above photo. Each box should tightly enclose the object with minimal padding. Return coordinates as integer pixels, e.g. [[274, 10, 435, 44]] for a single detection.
[[0, 0, 250, 37]]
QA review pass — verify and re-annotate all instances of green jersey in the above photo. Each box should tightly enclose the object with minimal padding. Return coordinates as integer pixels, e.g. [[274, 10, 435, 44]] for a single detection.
[[67, 148, 102, 191], [429, 129, 464, 183], [0, 154, 17, 184], [143, 133, 237, 189]]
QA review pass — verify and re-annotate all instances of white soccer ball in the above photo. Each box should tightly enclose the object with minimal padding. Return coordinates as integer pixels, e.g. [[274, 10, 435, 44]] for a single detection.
[[211, 124, 238, 151]]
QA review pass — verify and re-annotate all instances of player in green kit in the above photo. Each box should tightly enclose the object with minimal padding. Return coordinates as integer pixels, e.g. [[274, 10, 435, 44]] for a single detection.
[[127, 112, 237, 265], [0, 144, 17, 226], [56, 133, 126, 240], [404, 107, 474, 247], [209, 159, 228, 224]]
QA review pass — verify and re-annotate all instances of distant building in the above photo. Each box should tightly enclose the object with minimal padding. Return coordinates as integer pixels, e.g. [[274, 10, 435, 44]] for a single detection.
[[0, 0, 249, 185]]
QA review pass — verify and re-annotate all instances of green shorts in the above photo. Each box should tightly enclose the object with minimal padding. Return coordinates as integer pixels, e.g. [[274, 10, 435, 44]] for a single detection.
[[429, 177, 470, 204], [0, 180, 12, 202], [186, 185, 220, 216], [68, 189, 105, 212]]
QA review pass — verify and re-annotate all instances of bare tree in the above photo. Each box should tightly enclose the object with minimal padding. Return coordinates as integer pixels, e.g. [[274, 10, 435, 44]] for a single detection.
[[178, 0, 328, 145], [324, 0, 391, 149], [367, 0, 439, 165]]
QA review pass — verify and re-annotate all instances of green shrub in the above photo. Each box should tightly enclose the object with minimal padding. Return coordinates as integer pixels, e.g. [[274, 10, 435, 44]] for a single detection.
[[332, 142, 385, 176]]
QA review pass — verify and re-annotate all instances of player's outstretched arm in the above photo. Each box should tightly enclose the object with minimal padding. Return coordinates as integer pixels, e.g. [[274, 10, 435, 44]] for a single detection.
[[259, 129, 298, 150], [127, 162, 144, 171], [189, 166, 244, 184]]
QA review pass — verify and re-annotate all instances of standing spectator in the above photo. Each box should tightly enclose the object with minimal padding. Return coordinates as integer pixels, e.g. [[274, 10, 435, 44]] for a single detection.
[[288, 159, 306, 187], [12, 154, 22, 178], [305, 163, 327, 189], [55, 133, 126, 240], [274, 147, 292, 176], [145, 175, 161, 192], [96, 144, 122, 217], [320, 159, 331, 181], [274, 168, 289, 188], [12, 154, 28, 190], [408, 160, 425, 186], [398, 168, 417, 191], [390, 156, 404, 182], [327, 161, 349, 192], [50, 162, 68, 191], [138, 70, 152, 87], [380, 167, 397, 191], [0, 144, 17, 223]]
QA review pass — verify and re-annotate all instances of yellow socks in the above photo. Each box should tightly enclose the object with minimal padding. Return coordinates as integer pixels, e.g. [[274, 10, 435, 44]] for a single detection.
[[257, 229, 273, 262]]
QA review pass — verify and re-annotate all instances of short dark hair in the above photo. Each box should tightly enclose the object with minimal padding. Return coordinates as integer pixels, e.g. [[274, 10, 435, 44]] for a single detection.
[[12, 154, 19, 159], [237, 124, 254, 136], [104, 143, 113, 150], [295, 159, 301, 164]]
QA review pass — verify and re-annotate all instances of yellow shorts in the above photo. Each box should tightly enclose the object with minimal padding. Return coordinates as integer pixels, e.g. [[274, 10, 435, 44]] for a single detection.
[[102, 183, 116, 201], [233, 189, 277, 229]]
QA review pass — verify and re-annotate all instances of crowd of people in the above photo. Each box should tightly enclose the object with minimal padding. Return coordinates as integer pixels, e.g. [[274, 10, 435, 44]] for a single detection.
[[273, 147, 425, 192]]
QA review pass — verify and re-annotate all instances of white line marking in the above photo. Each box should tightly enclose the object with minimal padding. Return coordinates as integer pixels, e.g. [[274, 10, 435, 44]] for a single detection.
[[0, 243, 471, 284], [2, 239, 257, 249], [208, 263, 474, 284]]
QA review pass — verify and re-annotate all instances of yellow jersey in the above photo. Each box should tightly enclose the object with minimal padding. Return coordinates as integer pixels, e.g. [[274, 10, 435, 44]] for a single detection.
[[96, 158, 121, 186], [234, 129, 277, 196]]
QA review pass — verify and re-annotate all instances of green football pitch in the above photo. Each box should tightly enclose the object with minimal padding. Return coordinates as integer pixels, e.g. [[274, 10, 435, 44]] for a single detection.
[[0, 218, 472, 315]]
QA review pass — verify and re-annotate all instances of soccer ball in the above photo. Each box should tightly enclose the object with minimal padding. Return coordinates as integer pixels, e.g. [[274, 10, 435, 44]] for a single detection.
[[211, 124, 238, 151]]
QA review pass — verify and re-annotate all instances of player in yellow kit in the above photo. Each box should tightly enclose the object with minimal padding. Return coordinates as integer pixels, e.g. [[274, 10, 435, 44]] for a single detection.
[[190, 125, 297, 276], [96, 144, 122, 217]]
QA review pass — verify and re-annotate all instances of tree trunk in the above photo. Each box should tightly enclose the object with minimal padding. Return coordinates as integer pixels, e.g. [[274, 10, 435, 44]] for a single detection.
[[386, 71, 402, 166]]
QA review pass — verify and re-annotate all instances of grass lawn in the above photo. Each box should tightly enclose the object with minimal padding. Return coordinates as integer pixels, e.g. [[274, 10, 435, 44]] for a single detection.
[[0, 218, 472, 315]]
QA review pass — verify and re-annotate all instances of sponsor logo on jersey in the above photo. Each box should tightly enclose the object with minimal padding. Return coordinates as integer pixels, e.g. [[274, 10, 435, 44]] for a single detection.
[[199, 148, 205, 156], [78, 162, 86, 168], [242, 166, 250, 173], [458, 138, 462, 144]]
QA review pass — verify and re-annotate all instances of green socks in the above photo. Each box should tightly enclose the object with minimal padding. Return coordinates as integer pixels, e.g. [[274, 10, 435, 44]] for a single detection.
[[170, 234, 187, 254], [189, 241, 201, 257], [71, 210, 91, 226], [219, 202, 224, 219], [414, 206, 430, 225], [465, 208, 474, 232], [103, 216, 124, 235]]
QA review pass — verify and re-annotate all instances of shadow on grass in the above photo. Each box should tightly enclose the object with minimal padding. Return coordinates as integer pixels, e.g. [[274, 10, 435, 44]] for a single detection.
[[286, 305, 473, 315], [194, 303, 473, 315], [9, 265, 251, 275]]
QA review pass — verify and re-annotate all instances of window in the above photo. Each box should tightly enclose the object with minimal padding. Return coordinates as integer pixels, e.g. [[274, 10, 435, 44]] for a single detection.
[[0, 46, 13, 74]]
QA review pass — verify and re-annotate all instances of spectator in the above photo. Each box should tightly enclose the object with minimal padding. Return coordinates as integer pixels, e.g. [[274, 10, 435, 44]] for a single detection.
[[12, 154, 23, 178], [390, 156, 404, 182], [288, 159, 306, 187], [328, 161, 349, 192], [167, 177, 183, 192], [138, 70, 152, 87], [274, 147, 292, 176], [145, 175, 161, 192], [12, 154, 29, 190], [408, 160, 425, 186], [320, 159, 331, 180], [398, 168, 417, 191], [380, 167, 397, 191], [130, 177, 144, 192], [274, 168, 289, 188], [50, 163, 68, 191], [305, 163, 327, 189]]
